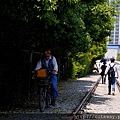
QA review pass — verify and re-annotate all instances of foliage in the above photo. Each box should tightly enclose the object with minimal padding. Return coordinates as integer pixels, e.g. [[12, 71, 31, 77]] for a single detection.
[[70, 52, 92, 78], [117, 54, 120, 61], [69, 42, 107, 78], [67, 0, 118, 78]]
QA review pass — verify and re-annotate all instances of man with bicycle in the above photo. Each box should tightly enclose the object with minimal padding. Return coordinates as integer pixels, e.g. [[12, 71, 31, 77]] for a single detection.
[[35, 50, 58, 106]]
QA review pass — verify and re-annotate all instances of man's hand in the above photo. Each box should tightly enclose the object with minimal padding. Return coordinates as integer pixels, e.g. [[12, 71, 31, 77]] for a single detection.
[[51, 71, 56, 74]]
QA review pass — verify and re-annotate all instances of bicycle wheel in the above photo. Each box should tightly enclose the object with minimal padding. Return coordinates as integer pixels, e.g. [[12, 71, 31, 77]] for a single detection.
[[46, 87, 52, 108], [39, 87, 46, 112]]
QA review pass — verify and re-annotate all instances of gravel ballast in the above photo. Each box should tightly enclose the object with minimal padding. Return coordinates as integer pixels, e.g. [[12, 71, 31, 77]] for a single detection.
[[0, 73, 101, 120]]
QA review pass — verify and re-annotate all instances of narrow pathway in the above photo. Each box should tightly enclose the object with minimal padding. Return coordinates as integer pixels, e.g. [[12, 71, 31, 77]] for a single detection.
[[84, 76, 120, 113]]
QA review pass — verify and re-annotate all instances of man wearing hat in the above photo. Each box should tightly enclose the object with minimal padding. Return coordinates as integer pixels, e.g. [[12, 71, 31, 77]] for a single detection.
[[104, 57, 119, 95], [35, 50, 58, 106]]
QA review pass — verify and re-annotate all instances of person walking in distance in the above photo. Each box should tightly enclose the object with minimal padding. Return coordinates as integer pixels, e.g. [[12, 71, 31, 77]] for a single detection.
[[104, 57, 119, 95], [100, 62, 107, 84], [35, 50, 58, 106]]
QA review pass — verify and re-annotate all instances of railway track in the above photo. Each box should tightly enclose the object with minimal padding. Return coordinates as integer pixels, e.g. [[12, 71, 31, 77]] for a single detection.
[[68, 76, 102, 120], [116, 79, 120, 92]]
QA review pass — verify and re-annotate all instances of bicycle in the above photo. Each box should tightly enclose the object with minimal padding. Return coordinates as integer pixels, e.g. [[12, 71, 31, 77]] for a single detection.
[[35, 69, 52, 112], [38, 79, 52, 112]]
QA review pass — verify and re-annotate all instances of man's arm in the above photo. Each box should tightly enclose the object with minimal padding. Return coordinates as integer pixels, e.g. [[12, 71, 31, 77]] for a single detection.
[[35, 59, 42, 71], [52, 56, 58, 74], [116, 65, 119, 78]]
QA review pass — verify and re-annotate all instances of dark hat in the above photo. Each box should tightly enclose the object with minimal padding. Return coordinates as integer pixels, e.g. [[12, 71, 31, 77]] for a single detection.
[[110, 57, 115, 61], [103, 62, 106, 64], [45, 50, 51, 54]]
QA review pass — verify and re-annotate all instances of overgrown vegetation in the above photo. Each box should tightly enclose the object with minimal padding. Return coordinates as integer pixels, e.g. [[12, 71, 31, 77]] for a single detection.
[[117, 54, 120, 61], [0, 0, 120, 108]]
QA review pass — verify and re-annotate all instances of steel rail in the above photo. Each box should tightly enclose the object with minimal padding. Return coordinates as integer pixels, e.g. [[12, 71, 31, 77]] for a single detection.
[[68, 76, 101, 120], [116, 80, 120, 92]]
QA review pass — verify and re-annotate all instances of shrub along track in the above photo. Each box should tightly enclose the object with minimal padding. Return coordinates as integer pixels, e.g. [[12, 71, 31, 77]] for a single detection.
[[68, 76, 102, 120]]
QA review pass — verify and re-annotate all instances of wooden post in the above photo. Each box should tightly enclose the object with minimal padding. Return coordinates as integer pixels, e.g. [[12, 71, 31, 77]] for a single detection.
[[28, 51, 33, 96], [22, 50, 41, 96]]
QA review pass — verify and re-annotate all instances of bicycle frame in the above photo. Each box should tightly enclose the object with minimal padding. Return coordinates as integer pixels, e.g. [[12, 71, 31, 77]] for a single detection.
[[38, 79, 52, 112]]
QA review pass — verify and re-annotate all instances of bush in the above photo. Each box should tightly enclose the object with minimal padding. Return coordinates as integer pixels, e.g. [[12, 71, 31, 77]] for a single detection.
[[68, 52, 93, 79], [117, 54, 120, 61]]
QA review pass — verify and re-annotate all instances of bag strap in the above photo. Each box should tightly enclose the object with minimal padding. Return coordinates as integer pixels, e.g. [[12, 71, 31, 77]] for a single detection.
[[109, 64, 115, 68]]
